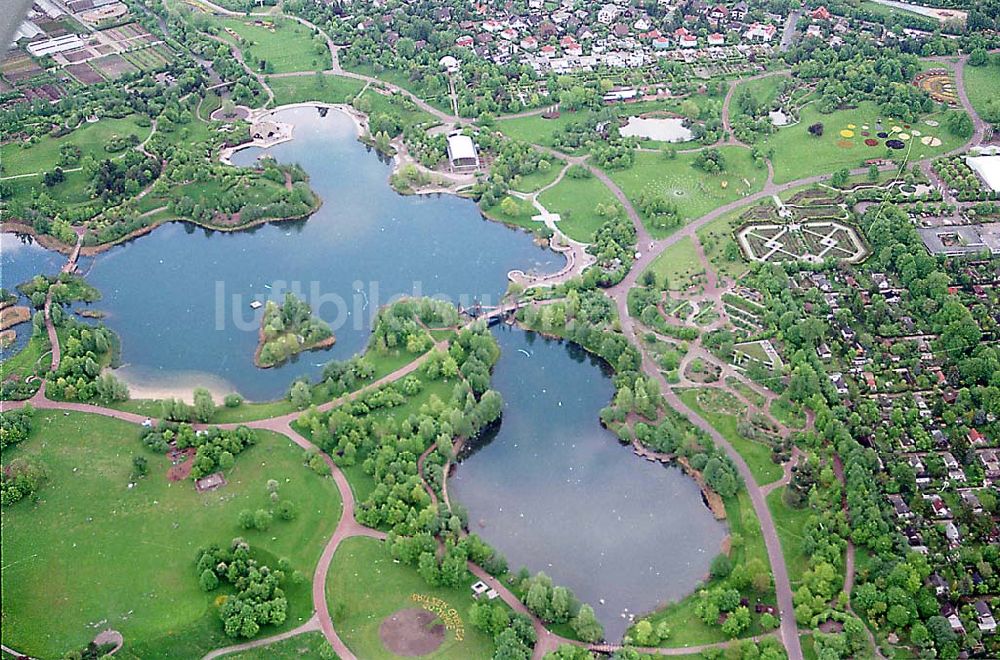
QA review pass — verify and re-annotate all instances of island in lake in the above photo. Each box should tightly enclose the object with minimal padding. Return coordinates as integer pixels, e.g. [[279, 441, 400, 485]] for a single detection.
[[254, 292, 335, 368]]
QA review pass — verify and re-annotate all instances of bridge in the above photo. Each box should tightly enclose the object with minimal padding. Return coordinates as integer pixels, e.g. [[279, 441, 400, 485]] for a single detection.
[[458, 301, 528, 326]]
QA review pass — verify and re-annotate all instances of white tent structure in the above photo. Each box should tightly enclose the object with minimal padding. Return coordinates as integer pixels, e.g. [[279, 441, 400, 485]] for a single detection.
[[446, 132, 479, 171]]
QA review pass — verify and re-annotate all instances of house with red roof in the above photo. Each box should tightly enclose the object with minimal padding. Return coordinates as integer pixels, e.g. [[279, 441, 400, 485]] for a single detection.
[[708, 32, 725, 46], [812, 6, 832, 20]]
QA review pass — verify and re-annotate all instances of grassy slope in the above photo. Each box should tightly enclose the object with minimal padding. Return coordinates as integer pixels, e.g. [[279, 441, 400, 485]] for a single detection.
[[608, 147, 766, 237], [731, 76, 786, 119], [760, 101, 964, 184], [537, 174, 619, 243], [267, 75, 365, 106], [1, 115, 150, 177], [218, 17, 330, 74], [223, 631, 331, 658], [1, 411, 341, 658], [766, 488, 813, 585], [511, 162, 563, 194], [963, 62, 1000, 124], [677, 388, 783, 485], [326, 536, 496, 659], [642, 236, 704, 290]]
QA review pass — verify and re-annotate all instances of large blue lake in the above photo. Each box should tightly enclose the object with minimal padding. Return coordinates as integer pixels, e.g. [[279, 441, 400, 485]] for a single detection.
[[81, 107, 561, 400]]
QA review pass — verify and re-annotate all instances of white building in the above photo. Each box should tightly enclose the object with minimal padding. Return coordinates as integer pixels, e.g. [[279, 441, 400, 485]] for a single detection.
[[26, 33, 85, 57], [446, 133, 479, 171]]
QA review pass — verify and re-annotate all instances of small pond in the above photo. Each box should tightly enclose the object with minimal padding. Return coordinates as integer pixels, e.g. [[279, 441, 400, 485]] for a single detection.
[[619, 116, 694, 143]]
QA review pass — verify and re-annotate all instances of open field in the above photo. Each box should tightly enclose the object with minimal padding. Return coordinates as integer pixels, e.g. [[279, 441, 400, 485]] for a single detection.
[[695, 209, 747, 283], [642, 236, 704, 290], [326, 536, 496, 659], [497, 111, 584, 147], [1, 116, 151, 178], [1, 411, 341, 659], [759, 101, 964, 184], [766, 488, 813, 585], [357, 87, 438, 129], [223, 631, 332, 658], [511, 161, 563, 194], [608, 147, 766, 237], [537, 173, 620, 242], [732, 75, 788, 118], [217, 18, 330, 74], [268, 75, 367, 106], [962, 62, 1000, 125], [676, 387, 783, 484]]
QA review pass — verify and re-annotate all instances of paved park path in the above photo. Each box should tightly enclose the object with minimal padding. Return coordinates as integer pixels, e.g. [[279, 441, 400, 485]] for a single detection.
[[3, 31, 991, 660]]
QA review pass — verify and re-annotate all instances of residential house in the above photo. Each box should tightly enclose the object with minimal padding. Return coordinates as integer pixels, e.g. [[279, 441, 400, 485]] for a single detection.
[[889, 494, 912, 519], [811, 6, 832, 20], [597, 3, 620, 23], [975, 601, 997, 634], [744, 23, 776, 42]]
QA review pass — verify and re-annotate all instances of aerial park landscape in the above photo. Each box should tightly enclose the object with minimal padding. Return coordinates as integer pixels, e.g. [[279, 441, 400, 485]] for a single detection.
[[2, 0, 1000, 659]]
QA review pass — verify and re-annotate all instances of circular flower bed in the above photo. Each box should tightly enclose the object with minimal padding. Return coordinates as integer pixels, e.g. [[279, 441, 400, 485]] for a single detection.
[[886, 139, 905, 150], [864, 138, 879, 147]]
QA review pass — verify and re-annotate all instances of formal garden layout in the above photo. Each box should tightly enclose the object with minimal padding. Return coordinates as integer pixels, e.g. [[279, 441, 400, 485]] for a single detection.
[[2, 0, 1000, 659]]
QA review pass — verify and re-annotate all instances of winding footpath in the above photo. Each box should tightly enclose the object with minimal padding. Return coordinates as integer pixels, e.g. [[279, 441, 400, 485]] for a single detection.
[[3, 27, 992, 659]]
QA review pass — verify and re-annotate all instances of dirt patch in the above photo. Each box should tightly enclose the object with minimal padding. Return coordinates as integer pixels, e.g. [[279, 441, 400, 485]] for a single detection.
[[166, 447, 196, 482], [379, 608, 446, 656], [818, 619, 844, 633], [0, 305, 31, 331]]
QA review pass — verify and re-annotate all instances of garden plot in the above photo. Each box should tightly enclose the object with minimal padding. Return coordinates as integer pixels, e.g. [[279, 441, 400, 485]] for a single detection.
[[89, 54, 138, 79], [737, 220, 866, 264], [733, 339, 782, 370]]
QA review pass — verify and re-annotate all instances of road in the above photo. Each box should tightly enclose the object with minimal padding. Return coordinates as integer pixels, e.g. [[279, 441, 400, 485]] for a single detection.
[[3, 18, 991, 659]]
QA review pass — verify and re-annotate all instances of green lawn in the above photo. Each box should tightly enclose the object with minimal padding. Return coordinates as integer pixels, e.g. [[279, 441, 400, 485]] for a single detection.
[[963, 62, 1000, 126], [268, 75, 366, 106], [341, 64, 452, 114], [218, 17, 330, 74], [696, 210, 748, 284], [537, 174, 619, 243], [677, 388, 783, 485], [732, 75, 787, 119], [767, 488, 813, 585], [608, 147, 766, 237], [497, 111, 583, 147], [759, 101, 965, 184], [642, 236, 704, 290], [511, 161, 564, 194], [357, 87, 438, 129], [1, 410, 342, 659], [0, 115, 151, 177], [482, 196, 539, 233], [3, 168, 93, 207], [0, 332, 50, 397], [222, 631, 332, 658], [326, 536, 496, 659]]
